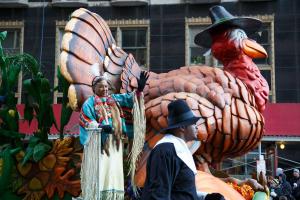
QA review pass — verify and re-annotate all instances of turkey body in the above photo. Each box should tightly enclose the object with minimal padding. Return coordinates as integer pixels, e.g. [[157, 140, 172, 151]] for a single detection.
[[142, 65, 264, 164]]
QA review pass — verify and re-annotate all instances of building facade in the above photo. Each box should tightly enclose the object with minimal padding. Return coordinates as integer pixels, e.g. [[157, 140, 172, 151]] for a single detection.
[[1, 0, 300, 178]]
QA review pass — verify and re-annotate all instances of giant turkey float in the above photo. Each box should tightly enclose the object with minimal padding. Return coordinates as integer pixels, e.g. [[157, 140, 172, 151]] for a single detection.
[[0, 5, 270, 200], [60, 5, 269, 200]]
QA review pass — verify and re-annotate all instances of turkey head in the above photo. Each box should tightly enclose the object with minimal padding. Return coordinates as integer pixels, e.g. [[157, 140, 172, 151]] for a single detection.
[[211, 27, 269, 112]]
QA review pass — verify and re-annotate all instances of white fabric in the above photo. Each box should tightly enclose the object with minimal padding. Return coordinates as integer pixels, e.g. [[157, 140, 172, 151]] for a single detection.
[[81, 130, 124, 200], [276, 168, 283, 176], [270, 191, 277, 197], [197, 191, 208, 200], [130, 91, 146, 194], [98, 136, 124, 194], [155, 134, 197, 175], [81, 129, 101, 199], [189, 140, 201, 154], [83, 121, 98, 145]]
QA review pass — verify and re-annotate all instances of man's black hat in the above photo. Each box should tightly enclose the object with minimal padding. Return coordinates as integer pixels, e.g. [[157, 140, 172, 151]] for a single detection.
[[194, 5, 262, 48], [161, 99, 200, 132]]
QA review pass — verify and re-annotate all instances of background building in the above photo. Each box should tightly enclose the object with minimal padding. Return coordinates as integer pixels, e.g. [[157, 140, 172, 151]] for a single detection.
[[1, 0, 300, 179]]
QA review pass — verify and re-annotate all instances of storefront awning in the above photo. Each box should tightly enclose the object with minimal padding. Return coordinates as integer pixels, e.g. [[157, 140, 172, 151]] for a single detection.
[[263, 103, 300, 137]]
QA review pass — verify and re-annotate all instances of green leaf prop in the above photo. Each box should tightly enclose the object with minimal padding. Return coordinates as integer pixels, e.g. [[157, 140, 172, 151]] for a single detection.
[[0, 146, 22, 200], [0, 129, 25, 139], [21, 136, 40, 165], [28, 135, 40, 146], [23, 103, 34, 125], [0, 148, 13, 192], [0, 31, 7, 41], [33, 143, 51, 162], [23, 75, 58, 143], [0, 147, 21, 193], [21, 147, 33, 166], [6, 53, 39, 78], [0, 31, 7, 57], [0, 191, 22, 200]]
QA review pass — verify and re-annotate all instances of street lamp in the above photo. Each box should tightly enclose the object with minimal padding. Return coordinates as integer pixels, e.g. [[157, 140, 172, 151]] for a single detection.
[[279, 143, 285, 150]]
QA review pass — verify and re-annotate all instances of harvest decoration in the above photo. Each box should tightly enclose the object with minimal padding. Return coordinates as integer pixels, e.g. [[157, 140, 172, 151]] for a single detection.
[[227, 182, 255, 200], [0, 30, 81, 200]]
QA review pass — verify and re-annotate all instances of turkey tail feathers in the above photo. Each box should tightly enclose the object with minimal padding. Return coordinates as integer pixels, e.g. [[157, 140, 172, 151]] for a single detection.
[[60, 51, 103, 85], [71, 8, 115, 48], [68, 84, 93, 111], [62, 32, 102, 66], [60, 8, 115, 85], [120, 54, 144, 93], [60, 8, 132, 110], [104, 45, 127, 75]]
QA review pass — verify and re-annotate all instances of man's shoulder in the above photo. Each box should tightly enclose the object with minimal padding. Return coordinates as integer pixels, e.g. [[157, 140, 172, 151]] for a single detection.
[[148, 143, 180, 164], [152, 143, 176, 154]]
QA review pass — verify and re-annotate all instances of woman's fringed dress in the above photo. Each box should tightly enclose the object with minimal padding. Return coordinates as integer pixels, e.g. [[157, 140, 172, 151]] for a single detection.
[[79, 92, 145, 200]]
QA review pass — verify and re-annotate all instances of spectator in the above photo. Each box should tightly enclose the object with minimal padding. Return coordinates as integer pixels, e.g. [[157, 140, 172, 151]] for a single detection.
[[274, 173, 294, 200], [289, 169, 300, 200], [277, 168, 284, 176], [270, 178, 280, 200]]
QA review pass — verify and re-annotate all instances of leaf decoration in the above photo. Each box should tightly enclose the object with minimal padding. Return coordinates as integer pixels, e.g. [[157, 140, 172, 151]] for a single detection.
[[0, 31, 7, 41], [0, 148, 13, 192], [22, 136, 40, 165], [0, 146, 21, 194], [33, 143, 51, 162], [0, 190, 22, 200]]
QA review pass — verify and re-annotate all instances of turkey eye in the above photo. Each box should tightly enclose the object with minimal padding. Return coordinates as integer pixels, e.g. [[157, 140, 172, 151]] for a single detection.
[[237, 30, 243, 39]]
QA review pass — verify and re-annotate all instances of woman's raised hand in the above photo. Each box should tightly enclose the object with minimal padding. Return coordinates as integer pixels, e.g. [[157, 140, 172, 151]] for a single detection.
[[137, 71, 150, 92]]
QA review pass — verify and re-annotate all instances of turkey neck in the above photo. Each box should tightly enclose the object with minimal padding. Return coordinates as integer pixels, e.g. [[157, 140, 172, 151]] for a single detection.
[[223, 54, 269, 112]]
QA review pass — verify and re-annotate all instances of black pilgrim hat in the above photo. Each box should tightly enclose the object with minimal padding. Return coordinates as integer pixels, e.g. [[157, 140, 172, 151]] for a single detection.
[[161, 99, 200, 132], [194, 5, 262, 48]]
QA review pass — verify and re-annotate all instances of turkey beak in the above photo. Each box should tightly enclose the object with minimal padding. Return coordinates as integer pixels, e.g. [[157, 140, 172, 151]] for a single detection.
[[241, 38, 268, 59]]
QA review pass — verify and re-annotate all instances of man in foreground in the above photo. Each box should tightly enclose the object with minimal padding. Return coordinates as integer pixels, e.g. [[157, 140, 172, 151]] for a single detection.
[[141, 99, 224, 200]]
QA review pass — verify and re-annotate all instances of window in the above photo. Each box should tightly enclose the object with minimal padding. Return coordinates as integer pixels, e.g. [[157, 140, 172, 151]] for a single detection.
[[185, 17, 220, 67], [107, 19, 150, 70], [186, 15, 275, 102], [53, 21, 66, 104], [0, 21, 24, 104]]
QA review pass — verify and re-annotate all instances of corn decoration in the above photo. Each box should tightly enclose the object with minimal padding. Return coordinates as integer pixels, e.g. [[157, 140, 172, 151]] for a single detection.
[[227, 182, 255, 200]]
